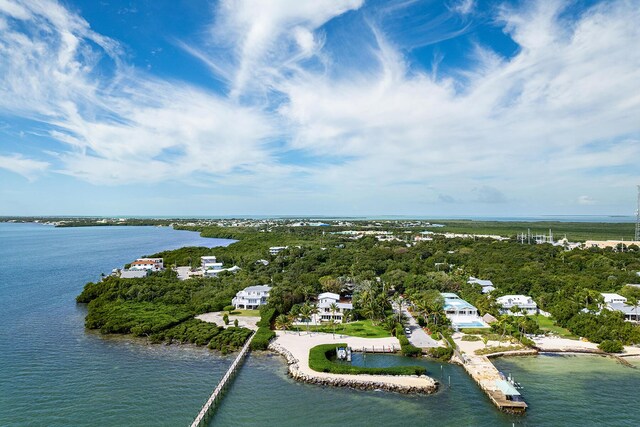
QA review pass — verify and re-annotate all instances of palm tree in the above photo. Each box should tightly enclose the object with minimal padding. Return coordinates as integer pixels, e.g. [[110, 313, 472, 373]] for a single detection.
[[392, 294, 404, 323], [329, 302, 338, 338], [309, 304, 320, 329], [300, 303, 312, 335], [275, 314, 292, 333]]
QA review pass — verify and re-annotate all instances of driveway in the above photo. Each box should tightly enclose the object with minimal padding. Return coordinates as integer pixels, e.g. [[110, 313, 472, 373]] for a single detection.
[[401, 307, 440, 348]]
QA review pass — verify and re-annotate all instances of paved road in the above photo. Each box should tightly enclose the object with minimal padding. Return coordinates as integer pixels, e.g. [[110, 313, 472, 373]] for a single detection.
[[401, 308, 440, 348]]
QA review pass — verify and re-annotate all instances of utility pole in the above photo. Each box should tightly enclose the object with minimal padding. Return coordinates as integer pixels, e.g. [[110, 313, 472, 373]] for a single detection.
[[635, 185, 640, 241]]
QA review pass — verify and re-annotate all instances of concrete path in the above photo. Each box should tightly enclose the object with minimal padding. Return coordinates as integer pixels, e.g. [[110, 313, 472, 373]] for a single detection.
[[401, 308, 440, 348]]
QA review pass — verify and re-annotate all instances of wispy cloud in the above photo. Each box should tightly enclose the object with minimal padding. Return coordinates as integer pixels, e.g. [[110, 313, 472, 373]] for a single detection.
[[0, 153, 49, 180], [0, 0, 276, 185]]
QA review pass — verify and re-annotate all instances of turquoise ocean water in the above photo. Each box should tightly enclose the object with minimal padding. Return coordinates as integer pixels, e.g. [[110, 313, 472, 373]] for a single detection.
[[1, 223, 639, 426]]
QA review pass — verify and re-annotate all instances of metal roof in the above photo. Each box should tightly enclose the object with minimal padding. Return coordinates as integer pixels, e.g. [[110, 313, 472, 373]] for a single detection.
[[495, 380, 521, 396]]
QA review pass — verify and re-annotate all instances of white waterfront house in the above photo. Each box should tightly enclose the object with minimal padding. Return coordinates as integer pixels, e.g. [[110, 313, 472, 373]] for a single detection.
[[232, 285, 272, 309], [468, 277, 496, 294], [606, 301, 640, 322], [496, 295, 538, 315], [129, 258, 163, 271], [441, 293, 489, 329], [600, 292, 640, 322], [269, 246, 288, 256], [313, 292, 352, 323]]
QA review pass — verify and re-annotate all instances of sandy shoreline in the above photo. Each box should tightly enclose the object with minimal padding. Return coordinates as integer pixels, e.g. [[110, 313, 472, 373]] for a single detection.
[[269, 331, 438, 393], [532, 336, 640, 357]]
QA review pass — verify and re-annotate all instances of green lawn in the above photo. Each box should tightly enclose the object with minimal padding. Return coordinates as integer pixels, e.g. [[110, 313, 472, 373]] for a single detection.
[[228, 309, 261, 317], [293, 319, 392, 338], [308, 343, 425, 376], [533, 315, 577, 339]]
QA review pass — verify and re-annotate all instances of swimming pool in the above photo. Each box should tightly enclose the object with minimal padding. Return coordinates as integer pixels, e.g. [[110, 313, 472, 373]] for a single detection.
[[453, 321, 489, 328]]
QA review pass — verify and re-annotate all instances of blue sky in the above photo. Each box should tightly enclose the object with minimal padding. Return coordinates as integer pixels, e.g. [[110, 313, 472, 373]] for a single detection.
[[0, 0, 638, 216]]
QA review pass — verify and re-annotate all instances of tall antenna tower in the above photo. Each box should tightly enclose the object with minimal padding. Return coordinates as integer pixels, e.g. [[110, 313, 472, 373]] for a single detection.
[[636, 185, 640, 241]]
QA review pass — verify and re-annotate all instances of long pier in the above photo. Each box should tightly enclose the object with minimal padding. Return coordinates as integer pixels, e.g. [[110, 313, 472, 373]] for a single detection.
[[190, 332, 255, 427]]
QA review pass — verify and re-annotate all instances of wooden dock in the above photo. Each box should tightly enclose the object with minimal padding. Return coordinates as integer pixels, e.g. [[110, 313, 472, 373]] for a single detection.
[[460, 354, 527, 414], [190, 332, 255, 427], [351, 344, 399, 353]]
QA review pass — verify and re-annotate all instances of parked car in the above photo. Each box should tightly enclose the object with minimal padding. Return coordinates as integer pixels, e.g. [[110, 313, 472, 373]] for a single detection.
[[404, 327, 411, 335]]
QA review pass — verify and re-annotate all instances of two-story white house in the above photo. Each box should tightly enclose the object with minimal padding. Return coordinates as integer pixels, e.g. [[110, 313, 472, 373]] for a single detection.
[[496, 295, 538, 315], [269, 246, 288, 256], [129, 258, 163, 271], [232, 285, 272, 310], [201, 256, 223, 271], [441, 293, 489, 329], [314, 292, 353, 323]]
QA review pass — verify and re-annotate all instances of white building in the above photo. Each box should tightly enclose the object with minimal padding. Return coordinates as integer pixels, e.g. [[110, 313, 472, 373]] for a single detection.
[[601, 293, 627, 305], [201, 256, 223, 271], [606, 302, 640, 322], [441, 293, 489, 329], [232, 285, 272, 309], [204, 265, 241, 277], [496, 295, 538, 315], [601, 292, 640, 322], [129, 258, 163, 271], [313, 292, 352, 323], [468, 277, 496, 294], [269, 246, 288, 256]]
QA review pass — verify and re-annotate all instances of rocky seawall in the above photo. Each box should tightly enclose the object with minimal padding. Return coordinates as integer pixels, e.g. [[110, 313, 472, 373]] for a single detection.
[[268, 342, 438, 394]]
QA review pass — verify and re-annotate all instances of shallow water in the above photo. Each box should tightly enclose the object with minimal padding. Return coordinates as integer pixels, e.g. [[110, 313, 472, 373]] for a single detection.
[[0, 223, 235, 426]]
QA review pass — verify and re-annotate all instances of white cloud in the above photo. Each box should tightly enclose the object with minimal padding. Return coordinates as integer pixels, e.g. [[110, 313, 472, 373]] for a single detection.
[[209, 0, 364, 98], [1, 0, 639, 214], [450, 0, 475, 16], [271, 0, 640, 209], [0, 0, 276, 185], [0, 153, 49, 180]]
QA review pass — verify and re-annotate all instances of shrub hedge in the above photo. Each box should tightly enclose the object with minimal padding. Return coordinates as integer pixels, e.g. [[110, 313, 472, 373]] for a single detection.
[[308, 344, 426, 376], [251, 307, 277, 350], [395, 325, 422, 357], [426, 346, 453, 361], [598, 339, 624, 353]]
